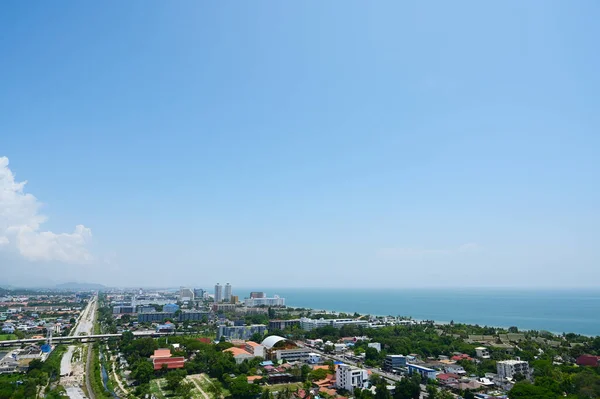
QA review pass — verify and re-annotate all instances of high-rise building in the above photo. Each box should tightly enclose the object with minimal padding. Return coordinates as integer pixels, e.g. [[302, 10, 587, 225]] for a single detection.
[[224, 283, 232, 302], [194, 288, 205, 299], [179, 287, 195, 301], [214, 283, 223, 303]]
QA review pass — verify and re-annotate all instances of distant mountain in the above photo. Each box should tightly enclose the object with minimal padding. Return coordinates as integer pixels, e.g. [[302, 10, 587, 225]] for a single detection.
[[54, 282, 107, 290]]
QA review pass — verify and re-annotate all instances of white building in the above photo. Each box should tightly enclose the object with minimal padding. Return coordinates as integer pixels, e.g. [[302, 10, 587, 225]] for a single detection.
[[308, 353, 321, 364], [336, 364, 369, 393], [475, 347, 490, 359], [299, 317, 369, 331], [408, 364, 437, 380], [244, 295, 285, 307], [497, 360, 530, 380], [334, 343, 347, 352], [245, 341, 265, 358], [179, 287, 194, 301], [214, 283, 223, 303], [368, 342, 382, 352], [224, 283, 232, 302], [445, 365, 466, 375]]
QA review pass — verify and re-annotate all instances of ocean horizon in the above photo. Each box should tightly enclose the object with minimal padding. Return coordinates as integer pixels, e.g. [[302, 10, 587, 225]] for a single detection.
[[243, 287, 600, 337]]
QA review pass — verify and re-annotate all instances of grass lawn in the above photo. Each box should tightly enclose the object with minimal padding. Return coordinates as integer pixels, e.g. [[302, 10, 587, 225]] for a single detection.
[[149, 379, 166, 399], [263, 382, 302, 392], [0, 334, 17, 341], [196, 374, 230, 398], [150, 378, 205, 399]]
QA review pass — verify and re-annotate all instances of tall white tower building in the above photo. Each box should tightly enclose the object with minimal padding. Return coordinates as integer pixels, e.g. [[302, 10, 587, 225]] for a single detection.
[[224, 283, 232, 302], [214, 283, 223, 303]]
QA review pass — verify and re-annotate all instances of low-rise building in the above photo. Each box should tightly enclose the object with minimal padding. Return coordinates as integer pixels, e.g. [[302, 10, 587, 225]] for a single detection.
[[152, 357, 185, 370], [217, 324, 267, 341], [244, 296, 285, 307], [156, 323, 175, 333], [269, 319, 300, 330], [112, 305, 135, 314], [576, 354, 600, 367], [225, 347, 256, 364], [408, 364, 437, 380], [368, 342, 382, 352], [384, 355, 407, 371], [272, 348, 311, 362], [336, 364, 369, 393], [445, 365, 466, 375], [308, 353, 321, 364], [213, 303, 237, 312], [333, 343, 347, 352], [475, 347, 490, 359], [497, 360, 530, 380], [245, 341, 265, 358], [163, 304, 179, 313], [299, 317, 369, 331], [138, 312, 173, 323]]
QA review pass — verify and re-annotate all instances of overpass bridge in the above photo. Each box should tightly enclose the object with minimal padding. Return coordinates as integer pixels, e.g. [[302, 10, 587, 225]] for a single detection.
[[0, 331, 173, 347]]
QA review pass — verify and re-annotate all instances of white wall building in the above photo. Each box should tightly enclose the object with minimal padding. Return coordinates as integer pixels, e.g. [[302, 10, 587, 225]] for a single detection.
[[299, 317, 369, 331], [245, 341, 265, 358], [368, 342, 382, 352], [244, 295, 285, 307], [214, 283, 223, 303], [179, 287, 194, 301], [334, 343, 347, 352], [308, 353, 321, 364], [224, 283, 232, 302], [497, 360, 530, 380], [336, 364, 369, 393], [475, 347, 490, 359]]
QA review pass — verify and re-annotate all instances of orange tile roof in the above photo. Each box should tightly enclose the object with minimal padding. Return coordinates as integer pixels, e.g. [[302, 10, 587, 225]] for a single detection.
[[225, 347, 253, 357], [319, 387, 337, 396], [151, 349, 172, 358], [247, 376, 263, 383], [312, 365, 330, 370], [246, 341, 260, 347]]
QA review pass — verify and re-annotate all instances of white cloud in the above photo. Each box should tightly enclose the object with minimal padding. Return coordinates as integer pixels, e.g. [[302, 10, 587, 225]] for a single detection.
[[0, 156, 92, 263], [377, 243, 480, 259]]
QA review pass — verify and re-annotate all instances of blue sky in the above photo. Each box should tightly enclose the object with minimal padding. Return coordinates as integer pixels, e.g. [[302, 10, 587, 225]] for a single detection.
[[1, 1, 599, 288]]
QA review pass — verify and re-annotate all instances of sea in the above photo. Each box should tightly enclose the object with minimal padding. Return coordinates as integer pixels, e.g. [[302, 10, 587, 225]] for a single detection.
[[250, 288, 600, 337]]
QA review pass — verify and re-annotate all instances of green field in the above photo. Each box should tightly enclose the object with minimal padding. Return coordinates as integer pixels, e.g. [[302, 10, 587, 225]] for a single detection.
[[0, 334, 17, 341]]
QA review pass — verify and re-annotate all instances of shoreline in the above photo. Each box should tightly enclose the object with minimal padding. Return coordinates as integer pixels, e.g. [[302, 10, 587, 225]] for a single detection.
[[286, 302, 597, 338]]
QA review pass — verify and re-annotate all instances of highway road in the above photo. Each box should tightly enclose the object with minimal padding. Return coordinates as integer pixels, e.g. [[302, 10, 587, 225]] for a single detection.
[[61, 295, 98, 399]]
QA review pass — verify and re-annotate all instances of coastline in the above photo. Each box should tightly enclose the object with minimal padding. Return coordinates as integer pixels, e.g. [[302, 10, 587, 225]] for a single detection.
[[251, 287, 600, 337]]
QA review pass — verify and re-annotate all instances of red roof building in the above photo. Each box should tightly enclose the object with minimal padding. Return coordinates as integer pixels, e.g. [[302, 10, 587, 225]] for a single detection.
[[576, 354, 600, 367], [437, 373, 460, 383], [152, 357, 185, 370], [451, 354, 473, 361]]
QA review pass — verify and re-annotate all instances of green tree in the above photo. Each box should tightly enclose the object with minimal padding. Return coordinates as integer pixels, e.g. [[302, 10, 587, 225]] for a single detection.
[[394, 377, 420, 399], [463, 390, 475, 399], [509, 381, 556, 399], [426, 385, 437, 399], [229, 375, 262, 399], [165, 369, 187, 392], [207, 380, 224, 398], [375, 381, 391, 399], [131, 360, 154, 384], [176, 381, 194, 399]]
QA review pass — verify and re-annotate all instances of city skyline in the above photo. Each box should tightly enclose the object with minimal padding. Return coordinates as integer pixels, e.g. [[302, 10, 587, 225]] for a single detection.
[[1, 2, 599, 288]]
